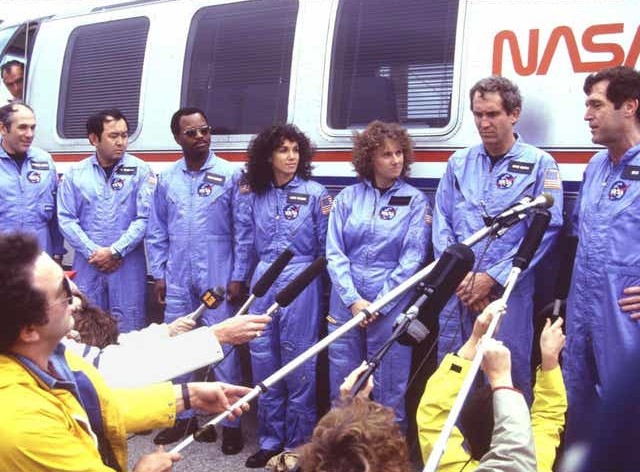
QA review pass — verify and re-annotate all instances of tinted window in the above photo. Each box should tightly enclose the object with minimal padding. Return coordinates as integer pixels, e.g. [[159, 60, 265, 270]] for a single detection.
[[58, 17, 149, 138], [329, 0, 459, 129], [182, 0, 297, 135]]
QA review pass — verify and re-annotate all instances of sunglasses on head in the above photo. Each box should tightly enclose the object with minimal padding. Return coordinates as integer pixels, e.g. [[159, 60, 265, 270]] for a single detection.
[[182, 125, 212, 138]]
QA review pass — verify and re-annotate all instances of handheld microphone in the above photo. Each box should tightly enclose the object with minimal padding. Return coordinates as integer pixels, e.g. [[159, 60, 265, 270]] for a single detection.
[[262, 257, 327, 316], [496, 193, 554, 221], [235, 249, 294, 316], [512, 209, 551, 270], [396, 244, 475, 345], [186, 287, 226, 321]]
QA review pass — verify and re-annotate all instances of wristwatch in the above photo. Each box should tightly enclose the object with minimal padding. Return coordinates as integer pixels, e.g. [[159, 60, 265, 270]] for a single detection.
[[110, 247, 122, 260]]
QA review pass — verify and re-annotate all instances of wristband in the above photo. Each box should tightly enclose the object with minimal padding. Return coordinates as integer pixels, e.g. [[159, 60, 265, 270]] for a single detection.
[[181, 383, 191, 410]]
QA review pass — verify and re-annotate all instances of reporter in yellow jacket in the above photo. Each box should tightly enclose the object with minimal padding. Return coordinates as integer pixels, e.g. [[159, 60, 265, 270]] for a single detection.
[[417, 303, 567, 472], [0, 232, 251, 472]]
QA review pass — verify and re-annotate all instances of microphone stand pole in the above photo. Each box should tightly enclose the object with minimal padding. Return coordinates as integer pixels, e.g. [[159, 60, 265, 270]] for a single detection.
[[170, 212, 528, 455]]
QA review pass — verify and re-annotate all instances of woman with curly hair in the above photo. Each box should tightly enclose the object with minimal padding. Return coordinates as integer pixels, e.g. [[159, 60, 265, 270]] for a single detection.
[[237, 123, 331, 468], [326, 120, 431, 428]]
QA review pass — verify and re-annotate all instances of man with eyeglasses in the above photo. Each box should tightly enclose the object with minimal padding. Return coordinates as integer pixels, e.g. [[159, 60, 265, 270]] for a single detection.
[[146, 106, 249, 453], [58, 109, 156, 333], [0, 231, 252, 472]]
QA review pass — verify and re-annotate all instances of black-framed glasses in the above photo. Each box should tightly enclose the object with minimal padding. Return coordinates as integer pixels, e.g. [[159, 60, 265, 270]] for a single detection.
[[182, 125, 212, 138], [49, 276, 74, 308]]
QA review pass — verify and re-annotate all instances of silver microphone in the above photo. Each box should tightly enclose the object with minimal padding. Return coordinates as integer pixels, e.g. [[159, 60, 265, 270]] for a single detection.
[[496, 193, 554, 220]]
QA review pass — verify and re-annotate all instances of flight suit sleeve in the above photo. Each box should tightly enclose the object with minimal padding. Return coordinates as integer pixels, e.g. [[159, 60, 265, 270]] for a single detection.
[[146, 173, 170, 280], [231, 171, 256, 282], [432, 159, 458, 259], [313, 187, 331, 257], [48, 164, 66, 256]]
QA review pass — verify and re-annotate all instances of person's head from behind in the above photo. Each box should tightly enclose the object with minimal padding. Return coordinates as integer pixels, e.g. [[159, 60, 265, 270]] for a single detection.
[[459, 382, 494, 460], [1, 60, 24, 99], [469, 76, 521, 156], [0, 102, 36, 156], [86, 109, 130, 166], [0, 233, 74, 354], [246, 123, 315, 194], [297, 397, 411, 472], [583, 66, 640, 149], [170, 106, 212, 161], [352, 120, 413, 188], [69, 287, 119, 349]]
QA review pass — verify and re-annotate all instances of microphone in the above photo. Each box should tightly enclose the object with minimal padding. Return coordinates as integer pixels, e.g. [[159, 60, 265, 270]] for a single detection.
[[496, 193, 554, 221], [263, 257, 327, 316], [512, 209, 551, 270], [235, 249, 294, 316], [186, 287, 225, 321], [396, 243, 475, 345]]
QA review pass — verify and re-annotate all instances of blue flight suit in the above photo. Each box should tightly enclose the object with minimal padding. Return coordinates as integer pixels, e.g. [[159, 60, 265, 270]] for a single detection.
[[234, 176, 330, 451], [326, 179, 431, 427], [58, 153, 155, 333], [563, 143, 640, 444], [146, 152, 244, 425], [433, 135, 563, 399], [0, 142, 64, 256]]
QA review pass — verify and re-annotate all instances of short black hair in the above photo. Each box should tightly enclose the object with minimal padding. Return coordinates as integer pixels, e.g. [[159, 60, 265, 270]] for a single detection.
[[0, 102, 34, 131], [170, 107, 208, 136], [245, 123, 314, 194], [584, 66, 640, 123], [0, 233, 47, 352], [0, 60, 24, 77], [86, 109, 129, 139]]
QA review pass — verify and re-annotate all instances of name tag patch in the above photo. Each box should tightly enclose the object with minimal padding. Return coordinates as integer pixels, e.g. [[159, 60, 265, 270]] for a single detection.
[[622, 165, 640, 181], [30, 161, 50, 171], [204, 173, 225, 186], [287, 192, 309, 205], [388, 195, 412, 206], [507, 161, 534, 174], [116, 166, 137, 175]]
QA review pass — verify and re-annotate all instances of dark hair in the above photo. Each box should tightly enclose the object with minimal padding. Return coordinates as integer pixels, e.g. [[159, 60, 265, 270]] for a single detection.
[[469, 76, 522, 115], [459, 384, 495, 460], [71, 291, 119, 349], [0, 60, 24, 76], [0, 102, 34, 131], [0, 233, 47, 352], [245, 124, 315, 194], [297, 397, 412, 472], [170, 107, 208, 136], [86, 109, 129, 139], [351, 120, 413, 181], [584, 66, 640, 122]]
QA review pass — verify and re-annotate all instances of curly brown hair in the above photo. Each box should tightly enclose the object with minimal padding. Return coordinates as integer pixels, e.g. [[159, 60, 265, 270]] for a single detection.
[[352, 120, 414, 182], [71, 290, 119, 348], [297, 397, 412, 472]]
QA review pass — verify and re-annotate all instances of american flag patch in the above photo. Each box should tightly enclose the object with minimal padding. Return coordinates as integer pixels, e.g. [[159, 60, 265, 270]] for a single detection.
[[543, 169, 562, 190], [321, 195, 333, 215]]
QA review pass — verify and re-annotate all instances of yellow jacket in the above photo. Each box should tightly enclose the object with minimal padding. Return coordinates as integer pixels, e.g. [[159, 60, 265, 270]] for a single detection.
[[417, 353, 567, 472], [0, 349, 177, 471]]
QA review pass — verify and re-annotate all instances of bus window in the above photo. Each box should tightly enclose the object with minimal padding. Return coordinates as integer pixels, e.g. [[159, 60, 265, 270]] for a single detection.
[[329, 0, 459, 129], [57, 17, 149, 139], [182, 0, 297, 135], [0, 22, 40, 103]]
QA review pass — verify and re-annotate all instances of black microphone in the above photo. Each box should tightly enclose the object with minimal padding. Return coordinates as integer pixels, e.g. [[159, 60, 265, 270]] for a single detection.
[[396, 244, 475, 345], [512, 209, 551, 270], [235, 249, 294, 316], [186, 287, 225, 321], [262, 257, 327, 316]]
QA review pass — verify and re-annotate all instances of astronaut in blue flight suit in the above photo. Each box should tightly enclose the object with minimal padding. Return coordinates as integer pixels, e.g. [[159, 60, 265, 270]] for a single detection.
[[58, 109, 153, 334], [433, 77, 563, 400], [564, 66, 640, 444], [146, 107, 247, 453], [326, 121, 431, 429], [0, 103, 64, 260], [235, 124, 330, 468]]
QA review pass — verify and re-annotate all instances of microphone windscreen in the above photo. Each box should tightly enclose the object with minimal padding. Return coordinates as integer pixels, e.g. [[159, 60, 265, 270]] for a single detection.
[[513, 209, 551, 270], [541, 193, 554, 209], [275, 257, 327, 307], [252, 249, 295, 297]]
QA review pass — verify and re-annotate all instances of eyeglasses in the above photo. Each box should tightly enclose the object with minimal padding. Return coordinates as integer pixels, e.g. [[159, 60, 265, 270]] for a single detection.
[[182, 125, 212, 138], [48, 276, 74, 308]]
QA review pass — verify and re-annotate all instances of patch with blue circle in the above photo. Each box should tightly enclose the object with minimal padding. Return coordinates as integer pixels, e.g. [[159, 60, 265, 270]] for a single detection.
[[496, 173, 514, 189], [379, 206, 396, 220], [198, 183, 212, 197], [26, 171, 41, 184], [283, 204, 299, 220], [609, 180, 628, 200], [110, 178, 124, 190]]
